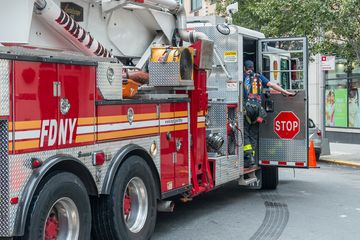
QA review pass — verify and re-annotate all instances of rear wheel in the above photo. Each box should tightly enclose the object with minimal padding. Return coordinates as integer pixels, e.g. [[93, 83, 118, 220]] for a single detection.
[[92, 156, 157, 240], [22, 172, 91, 240], [123, 177, 149, 233], [261, 166, 279, 190]]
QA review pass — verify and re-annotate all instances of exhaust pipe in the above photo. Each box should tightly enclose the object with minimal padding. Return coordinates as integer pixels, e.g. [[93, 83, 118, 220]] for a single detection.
[[157, 200, 175, 212], [175, 4, 208, 43]]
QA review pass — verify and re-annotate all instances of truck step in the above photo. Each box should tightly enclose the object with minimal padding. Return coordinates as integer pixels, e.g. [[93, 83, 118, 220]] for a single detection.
[[243, 166, 260, 174], [238, 171, 258, 186]]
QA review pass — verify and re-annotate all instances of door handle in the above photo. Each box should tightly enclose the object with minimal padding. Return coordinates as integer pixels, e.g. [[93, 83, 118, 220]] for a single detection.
[[173, 152, 177, 164], [53, 82, 61, 97], [166, 132, 172, 141], [176, 139, 182, 152]]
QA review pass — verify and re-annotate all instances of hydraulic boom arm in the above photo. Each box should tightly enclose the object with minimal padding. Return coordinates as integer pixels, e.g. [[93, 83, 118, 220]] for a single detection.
[[0, 0, 207, 61]]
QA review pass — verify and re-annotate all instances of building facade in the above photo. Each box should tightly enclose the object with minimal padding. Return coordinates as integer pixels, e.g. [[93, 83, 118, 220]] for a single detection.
[[182, 0, 217, 16]]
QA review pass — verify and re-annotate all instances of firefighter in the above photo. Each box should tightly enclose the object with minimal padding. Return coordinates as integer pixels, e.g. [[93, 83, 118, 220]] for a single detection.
[[243, 60, 294, 167]]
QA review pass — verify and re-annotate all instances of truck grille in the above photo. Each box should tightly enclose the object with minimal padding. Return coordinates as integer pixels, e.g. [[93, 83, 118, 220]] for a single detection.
[[0, 120, 9, 236]]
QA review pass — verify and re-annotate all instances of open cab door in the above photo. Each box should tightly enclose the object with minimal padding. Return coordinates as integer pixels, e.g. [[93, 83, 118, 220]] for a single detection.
[[258, 37, 308, 168]]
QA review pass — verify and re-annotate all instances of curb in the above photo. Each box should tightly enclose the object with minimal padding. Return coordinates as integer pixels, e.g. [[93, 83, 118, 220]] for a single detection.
[[318, 158, 360, 168]]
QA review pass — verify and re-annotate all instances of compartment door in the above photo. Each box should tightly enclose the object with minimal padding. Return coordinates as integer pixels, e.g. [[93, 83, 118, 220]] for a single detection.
[[173, 102, 189, 189], [58, 64, 96, 147], [13, 61, 58, 153], [258, 37, 308, 168], [159, 103, 175, 192]]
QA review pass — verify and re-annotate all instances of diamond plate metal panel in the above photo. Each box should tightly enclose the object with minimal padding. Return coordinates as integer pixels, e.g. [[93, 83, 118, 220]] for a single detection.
[[211, 156, 225, 186], [0, 120, 9, 236], [197, 26, 247, 181], [207, 103, 227, 155], [196, 26, 240, 103], [97, 62, 123, 100], [207, 103, 227, 128], [213, 155, 240, 186], [215, 158, 221, 185], [259, 138, 307, 163], [225, 155, 241, 180], [149, 62, 193, 87], [7, 136, 160, 236], [258, 91, 307, 166], [0, 60, 9, 116], [199, 40, 214, 70], [208, 70, 239, 102], [207, 103, 244, 182], [259, 93, 306, 140]]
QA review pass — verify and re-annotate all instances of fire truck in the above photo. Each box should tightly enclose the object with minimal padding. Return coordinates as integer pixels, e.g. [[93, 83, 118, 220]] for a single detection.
[[0, 1, 309, 239]]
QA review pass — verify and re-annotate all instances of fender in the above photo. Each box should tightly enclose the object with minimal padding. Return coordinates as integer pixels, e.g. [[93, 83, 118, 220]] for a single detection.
[[102, 143, 160, 198], [12, 154, 97, 236]]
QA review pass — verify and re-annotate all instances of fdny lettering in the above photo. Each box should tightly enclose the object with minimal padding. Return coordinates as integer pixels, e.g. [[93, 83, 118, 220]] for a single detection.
[[40, 119, 77, 147]]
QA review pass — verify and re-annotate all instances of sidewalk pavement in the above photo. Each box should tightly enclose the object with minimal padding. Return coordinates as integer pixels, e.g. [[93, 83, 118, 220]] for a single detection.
[[319, 142, 360, 168]]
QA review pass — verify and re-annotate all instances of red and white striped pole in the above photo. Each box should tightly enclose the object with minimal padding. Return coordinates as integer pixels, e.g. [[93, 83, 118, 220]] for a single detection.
[[34, 0, 113, 58]]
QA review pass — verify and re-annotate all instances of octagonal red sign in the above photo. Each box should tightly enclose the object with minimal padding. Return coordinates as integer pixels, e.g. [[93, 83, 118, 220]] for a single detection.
[[274, 111, 300, 139]]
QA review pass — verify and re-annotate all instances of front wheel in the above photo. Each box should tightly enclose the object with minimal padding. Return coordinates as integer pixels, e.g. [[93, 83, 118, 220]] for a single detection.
[[22, 172, 91, 240], [92, 156, 157, 240]]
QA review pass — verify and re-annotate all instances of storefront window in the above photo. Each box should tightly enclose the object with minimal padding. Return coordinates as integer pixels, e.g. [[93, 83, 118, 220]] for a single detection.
[[325, 77, 360, 128], [325, 55, 360, 129], [349, 79, 360, 128], [325, 79, 347, 127]]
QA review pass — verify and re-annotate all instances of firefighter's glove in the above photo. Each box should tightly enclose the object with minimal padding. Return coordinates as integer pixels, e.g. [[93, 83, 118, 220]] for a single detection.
[[257, 105, 267, 123], [256, 117, 264, 123]]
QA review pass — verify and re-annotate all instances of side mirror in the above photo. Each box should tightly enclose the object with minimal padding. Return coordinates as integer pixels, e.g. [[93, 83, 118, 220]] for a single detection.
[[216, 24, 230, 35]]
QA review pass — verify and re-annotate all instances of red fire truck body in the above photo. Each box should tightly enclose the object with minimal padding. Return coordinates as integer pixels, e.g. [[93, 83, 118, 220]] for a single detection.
[[0, 43, 213, 239], [0, 1, 309, 239]]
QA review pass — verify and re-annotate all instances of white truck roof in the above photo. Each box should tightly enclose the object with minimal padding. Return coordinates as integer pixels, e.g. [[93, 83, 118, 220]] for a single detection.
[[187, 16, 265, 39]]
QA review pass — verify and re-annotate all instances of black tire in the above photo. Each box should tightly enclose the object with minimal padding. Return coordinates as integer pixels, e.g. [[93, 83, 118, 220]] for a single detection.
[[261, 166, 279, 190], [92, 156, 157, 240], [22, 172, 91, 240]]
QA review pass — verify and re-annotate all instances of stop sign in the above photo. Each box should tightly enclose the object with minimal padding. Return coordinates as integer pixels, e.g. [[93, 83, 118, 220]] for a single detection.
[[274, 111, 300, 139]]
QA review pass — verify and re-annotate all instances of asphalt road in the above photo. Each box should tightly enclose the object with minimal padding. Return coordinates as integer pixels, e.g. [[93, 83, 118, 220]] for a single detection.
[[153, 163, 360, 240]]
